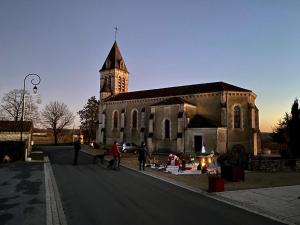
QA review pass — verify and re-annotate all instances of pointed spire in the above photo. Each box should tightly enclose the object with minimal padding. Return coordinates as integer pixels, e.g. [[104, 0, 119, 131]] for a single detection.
[[100, 41, 128, 72]]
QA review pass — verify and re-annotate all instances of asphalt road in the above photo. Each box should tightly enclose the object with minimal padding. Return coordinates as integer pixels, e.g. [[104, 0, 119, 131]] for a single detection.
[[42, 146, 284, 225]]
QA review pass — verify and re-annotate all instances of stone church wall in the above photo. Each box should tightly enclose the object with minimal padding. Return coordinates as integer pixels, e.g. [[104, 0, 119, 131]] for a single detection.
[[217, 128, 227, 154], [152, 104, 179, 152], [101, 91, 259, 154], [181, 93, 221, 124], [185, 128, 218, 153], [227, 93, 255, 153]]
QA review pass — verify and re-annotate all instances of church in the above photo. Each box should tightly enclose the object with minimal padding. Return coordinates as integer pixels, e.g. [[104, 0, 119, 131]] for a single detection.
[[96, 41, 261, 155]]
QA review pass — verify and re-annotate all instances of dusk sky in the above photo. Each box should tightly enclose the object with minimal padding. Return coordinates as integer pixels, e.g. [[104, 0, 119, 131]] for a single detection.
[[0, 0, 299, 131]]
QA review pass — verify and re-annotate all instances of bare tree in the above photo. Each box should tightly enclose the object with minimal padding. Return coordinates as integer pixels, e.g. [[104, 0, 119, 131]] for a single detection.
[[42, 101, 75, 145], [0, 89, 40, 123]]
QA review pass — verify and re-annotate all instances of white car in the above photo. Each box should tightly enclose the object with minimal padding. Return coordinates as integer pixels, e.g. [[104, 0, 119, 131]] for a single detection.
[[121, 143, 138, 153]]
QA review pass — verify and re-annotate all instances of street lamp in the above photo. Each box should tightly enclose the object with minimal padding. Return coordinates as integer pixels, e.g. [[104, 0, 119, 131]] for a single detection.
[[20, 74, 41, 144]]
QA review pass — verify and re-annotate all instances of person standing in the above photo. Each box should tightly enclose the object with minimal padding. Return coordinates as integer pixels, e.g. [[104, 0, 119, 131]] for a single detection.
[[137, 142, 148, 171], [73, 138, 81, 165], [111, 141, 121, 170]]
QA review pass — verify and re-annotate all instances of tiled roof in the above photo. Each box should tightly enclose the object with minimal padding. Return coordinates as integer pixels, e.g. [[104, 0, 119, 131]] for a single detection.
[[187, 115, 220, 128], [152, 97, 195, 106], [105, 82, 251, 102], [0, 121, 33, 132], [100, 41, 128, 72]]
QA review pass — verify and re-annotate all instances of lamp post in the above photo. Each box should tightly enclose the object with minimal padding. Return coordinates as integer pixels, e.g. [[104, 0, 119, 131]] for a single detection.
[[20, 74, 41, 145]]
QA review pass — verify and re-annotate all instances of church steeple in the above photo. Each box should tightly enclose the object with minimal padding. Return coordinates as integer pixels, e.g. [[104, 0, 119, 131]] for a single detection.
[[99, 41, 129, 98], [100, 41, 128, 73]]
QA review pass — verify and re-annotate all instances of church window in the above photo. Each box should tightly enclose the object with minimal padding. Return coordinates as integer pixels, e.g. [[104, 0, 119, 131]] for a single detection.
[[132, 109, 138, 129], [113, 110, 119, 129], [122, 78, 125, 92], [164, 119, 170, 139], [118, 79, 121, 91], [120, 60, 124, 70], [234, 106, 241, 128], [108, 76, 112, 89]]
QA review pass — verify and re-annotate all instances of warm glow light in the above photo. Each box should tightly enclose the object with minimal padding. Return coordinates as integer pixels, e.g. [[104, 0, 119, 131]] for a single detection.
[[201, 158, 206, 167]]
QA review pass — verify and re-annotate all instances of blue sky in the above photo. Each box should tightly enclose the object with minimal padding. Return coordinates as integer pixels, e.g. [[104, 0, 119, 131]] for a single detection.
[[0, 0, 299, 131]]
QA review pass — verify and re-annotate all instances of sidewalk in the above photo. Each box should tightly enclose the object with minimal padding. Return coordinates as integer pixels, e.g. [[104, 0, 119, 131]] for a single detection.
[[214, 186, 300, 225], [0, 159, 68, 225], [0, 162, 46, 225], [44, 157, 67, 225]]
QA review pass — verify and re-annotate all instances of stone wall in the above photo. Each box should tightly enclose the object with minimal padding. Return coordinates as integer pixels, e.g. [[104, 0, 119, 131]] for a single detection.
[[250, 159, 300, 172], [0, 132, 30, 141]]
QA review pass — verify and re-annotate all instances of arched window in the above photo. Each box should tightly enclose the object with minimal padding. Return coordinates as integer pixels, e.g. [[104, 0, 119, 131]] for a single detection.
[[132, 110, 138, 129], [234, 106, 241, 128], [122, 78, 125, 92], [113, 111, 118, 129], [164, 119, 170, 139], [118, 79, 121, 91], [120, 60, 124, 70], [108, 76, 112, 89]]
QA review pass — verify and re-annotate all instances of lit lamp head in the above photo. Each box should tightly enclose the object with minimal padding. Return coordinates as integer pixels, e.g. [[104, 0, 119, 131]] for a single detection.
[[33, 85, 38, 94]]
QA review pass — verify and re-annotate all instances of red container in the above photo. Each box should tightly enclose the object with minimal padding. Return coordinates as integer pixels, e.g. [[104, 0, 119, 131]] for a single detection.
[[208, 176, 224, 192]]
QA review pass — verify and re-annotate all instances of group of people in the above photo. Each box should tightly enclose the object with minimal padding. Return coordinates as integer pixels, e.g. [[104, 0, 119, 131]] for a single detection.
[[110, 141, 148, 171], [73, 138, 148, 171]]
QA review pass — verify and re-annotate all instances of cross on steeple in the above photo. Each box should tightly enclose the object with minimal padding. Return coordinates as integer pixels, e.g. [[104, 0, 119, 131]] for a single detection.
[[114, 26, 118, 41]]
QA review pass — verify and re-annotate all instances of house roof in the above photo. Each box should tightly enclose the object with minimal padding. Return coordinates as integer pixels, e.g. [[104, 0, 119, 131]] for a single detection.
[[100, 41, 128, 72], [187, 114, 220, 128], [152, 97, 196, 107], [105, 81, 251, 102], [0, 121, 33, 132]]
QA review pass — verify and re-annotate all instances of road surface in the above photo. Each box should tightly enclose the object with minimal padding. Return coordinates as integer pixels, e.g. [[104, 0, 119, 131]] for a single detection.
[[42, 146, 284, 225]]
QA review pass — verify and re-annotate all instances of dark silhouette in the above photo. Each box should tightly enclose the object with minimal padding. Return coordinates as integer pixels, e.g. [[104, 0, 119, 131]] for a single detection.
[[137, 143, 148, 171], [78, 96, 99, 143], [290, 99, 300, 158], [73, 139, 81, 165], [272, 98, 300, 159]]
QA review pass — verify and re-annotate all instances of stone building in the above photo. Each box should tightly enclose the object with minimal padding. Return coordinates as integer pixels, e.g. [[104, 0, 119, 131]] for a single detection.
[[96, 41, 261, 155]]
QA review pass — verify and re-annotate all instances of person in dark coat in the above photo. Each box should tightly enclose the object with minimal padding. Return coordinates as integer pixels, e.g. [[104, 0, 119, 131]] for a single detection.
[[137, 142, 148, 171], [73, 138, 81, 165]]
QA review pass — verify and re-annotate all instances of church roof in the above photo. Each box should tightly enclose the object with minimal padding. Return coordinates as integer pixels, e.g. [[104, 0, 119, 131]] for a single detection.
[[152, 97, 195, 106], [100, 41, 128, 72], [105, 81, 251, 102], [187, 115, 220, 128], [0, 121, 33, 132]]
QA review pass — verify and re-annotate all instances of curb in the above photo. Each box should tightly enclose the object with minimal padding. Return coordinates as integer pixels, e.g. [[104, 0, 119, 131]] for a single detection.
[[44, 157, 68, 225]]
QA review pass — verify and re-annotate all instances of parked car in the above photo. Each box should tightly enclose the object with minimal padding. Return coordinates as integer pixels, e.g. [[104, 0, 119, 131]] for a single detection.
[[121, 143, 138, 153]]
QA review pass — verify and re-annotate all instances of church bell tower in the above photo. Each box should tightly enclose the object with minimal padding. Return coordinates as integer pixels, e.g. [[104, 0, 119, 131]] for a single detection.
[[99, 41, 129, 100]]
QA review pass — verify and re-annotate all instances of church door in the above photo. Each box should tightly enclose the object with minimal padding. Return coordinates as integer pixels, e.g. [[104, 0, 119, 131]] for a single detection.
[[194, 135, 202, 152]]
